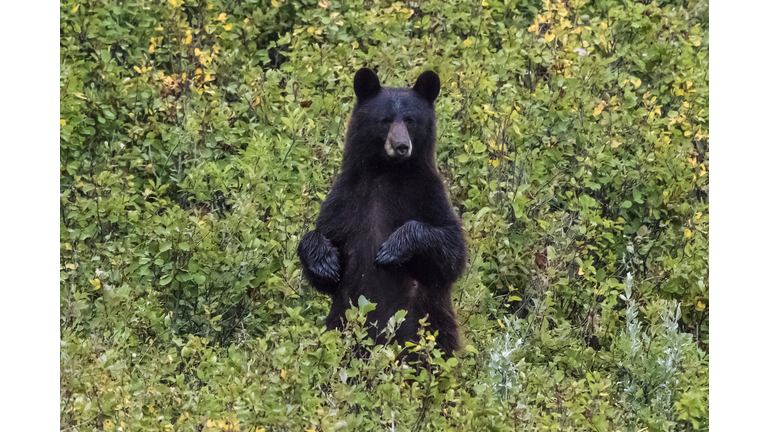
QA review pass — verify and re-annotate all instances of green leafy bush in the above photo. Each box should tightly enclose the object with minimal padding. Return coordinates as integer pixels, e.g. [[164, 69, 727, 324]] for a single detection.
[[61, 0, 708, 430]]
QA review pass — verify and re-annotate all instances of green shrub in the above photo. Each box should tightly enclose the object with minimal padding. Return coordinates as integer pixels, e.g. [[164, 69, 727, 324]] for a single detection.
[[61, 0, 708, 430]]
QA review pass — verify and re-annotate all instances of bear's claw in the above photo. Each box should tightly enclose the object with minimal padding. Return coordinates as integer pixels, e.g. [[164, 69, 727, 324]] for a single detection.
[[373, 243, 405, 269]]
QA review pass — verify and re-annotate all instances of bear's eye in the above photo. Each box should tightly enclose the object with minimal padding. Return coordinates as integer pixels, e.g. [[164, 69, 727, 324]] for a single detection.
[[405, 118, 415, 126], [381, 117, 393, 125]]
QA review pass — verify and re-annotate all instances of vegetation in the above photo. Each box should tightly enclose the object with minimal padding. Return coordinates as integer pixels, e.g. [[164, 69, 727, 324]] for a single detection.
[[60, 0, 709, 430]]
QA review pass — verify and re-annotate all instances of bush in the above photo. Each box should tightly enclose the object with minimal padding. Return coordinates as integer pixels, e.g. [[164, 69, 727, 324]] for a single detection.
[[60, 0, 708, 430]]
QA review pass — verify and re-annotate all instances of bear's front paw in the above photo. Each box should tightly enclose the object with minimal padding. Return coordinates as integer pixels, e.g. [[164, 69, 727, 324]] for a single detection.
[[298, 231, 341, 290], [311, 252, 341, 283], [373, 242, 408, 269]]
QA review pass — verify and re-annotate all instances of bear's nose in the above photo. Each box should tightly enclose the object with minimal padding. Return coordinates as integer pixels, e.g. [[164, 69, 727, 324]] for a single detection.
[[394, 142, 410, 156]]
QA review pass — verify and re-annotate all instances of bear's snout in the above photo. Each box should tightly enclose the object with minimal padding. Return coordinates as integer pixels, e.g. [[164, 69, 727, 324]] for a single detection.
[[385, 121, 412, 160], [394, 142, 410, 157]]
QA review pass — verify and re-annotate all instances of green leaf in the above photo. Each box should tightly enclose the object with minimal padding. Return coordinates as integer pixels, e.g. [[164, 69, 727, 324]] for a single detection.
[[596, 268, 606, 282], [357, 295, 376, 315]]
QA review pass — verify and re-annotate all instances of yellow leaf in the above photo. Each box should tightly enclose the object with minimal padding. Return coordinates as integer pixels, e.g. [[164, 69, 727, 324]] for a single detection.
[[90, 278, 101, 290], [593, 103, 604, 117], [611, 140, 621, 148], [352, 41, 359, 49], [217, 12, 227, 22], [244, 18, 249, 24], [497, 319, 504, 328], [168, 354, 173, 361], [528, 24, 538, 33], [280, 369, 286, 379], [318, 0, 329, 7], [224, 23, 232, 31], [66, 263, 76, 270], [696, 301, 706, 311], [271, 0, 279, 7], [307, 27, 315, 34], [72, 4, 80, 12], [60, 119, 66, 126], [336, 20, 343, 26], [463, 38, 473, 47], [578, 267, 584, 276], [490, 158, 499, 167], [426, 334, 435, 341], [482, 0, 488, 5], [544, 31, 555, 42], [696, 212, 702, 220], [155, 26, 163, 31], [684, 229, 692, 238], [693, 40, 701, 46], [630, 77, 641, 88], [686, 81, 693, 89], [675, 89, 685, 96], [133, 66, 142, 74]]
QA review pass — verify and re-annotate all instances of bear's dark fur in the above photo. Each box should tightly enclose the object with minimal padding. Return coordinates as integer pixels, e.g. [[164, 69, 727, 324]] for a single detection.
[[297, 68, 466, 357]]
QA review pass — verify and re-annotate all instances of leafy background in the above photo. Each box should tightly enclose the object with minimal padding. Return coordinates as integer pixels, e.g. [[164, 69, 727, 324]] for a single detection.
[[60, 0, 709, 430]]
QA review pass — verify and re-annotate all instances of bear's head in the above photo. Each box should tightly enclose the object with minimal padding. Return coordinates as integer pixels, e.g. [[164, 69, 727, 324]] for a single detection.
[[343, 68, 441, 170]]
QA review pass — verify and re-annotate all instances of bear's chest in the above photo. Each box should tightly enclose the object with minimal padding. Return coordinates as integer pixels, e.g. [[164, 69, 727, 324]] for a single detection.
[[342, 179, 413, 241]]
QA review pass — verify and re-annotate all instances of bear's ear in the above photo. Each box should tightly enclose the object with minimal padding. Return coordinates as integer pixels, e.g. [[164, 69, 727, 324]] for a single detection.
[[353, 68, 381, 102], [413, 70, 441, 104]]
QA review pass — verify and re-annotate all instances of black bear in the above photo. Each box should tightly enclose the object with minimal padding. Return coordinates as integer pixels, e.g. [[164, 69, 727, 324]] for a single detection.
[[297, 68, 466, 357]]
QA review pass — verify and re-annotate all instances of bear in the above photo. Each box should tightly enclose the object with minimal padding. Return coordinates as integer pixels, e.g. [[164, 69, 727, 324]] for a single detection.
[[297, 68, 466, 358]]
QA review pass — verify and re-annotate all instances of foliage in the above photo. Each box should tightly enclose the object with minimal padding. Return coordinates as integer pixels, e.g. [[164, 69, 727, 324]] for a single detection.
[[60, 0, 708, 430]]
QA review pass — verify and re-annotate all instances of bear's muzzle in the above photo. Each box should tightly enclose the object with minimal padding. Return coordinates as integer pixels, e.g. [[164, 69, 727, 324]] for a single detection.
[[385, 121, 412, 160]]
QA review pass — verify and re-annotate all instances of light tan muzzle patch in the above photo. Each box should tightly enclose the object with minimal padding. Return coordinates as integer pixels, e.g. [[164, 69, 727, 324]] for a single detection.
[[385, 121, 412, 158]]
